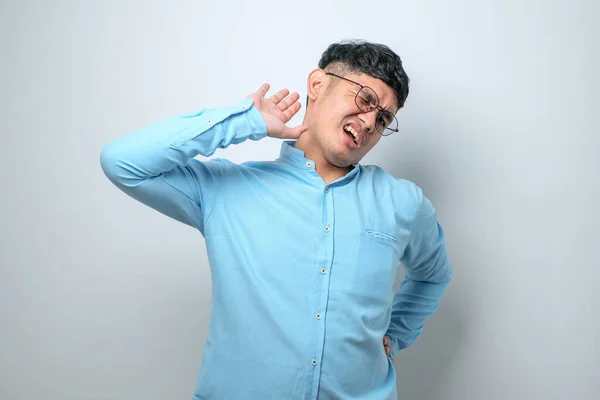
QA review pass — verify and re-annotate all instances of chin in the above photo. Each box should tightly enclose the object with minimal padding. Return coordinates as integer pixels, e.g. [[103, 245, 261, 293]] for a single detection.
[[323, 140, 360, 167], [327, 152, 358, 168]]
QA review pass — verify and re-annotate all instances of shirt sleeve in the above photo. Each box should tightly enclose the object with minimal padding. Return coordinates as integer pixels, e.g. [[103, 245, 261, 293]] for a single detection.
[[385, 184, 453, 359], [99, 98, 267, 234]]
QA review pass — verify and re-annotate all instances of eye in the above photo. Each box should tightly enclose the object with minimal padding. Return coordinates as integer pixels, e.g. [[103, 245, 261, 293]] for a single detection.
[[357, 93, 369, 106], [357, 88, 378, 111], [377, 112, 392, 127]]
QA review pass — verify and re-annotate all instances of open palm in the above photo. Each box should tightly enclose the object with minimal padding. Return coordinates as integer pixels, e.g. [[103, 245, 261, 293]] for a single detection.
[[247, 83, 308, 139]]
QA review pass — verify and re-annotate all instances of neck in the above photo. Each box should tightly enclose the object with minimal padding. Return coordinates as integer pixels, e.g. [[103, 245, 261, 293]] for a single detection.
[[295, 133, 352, 185]]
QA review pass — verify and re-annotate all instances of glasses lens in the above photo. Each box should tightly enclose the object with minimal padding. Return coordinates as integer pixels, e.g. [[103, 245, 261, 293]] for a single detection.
[[355, 87, 378, 113], [376, 111, 398, 135]]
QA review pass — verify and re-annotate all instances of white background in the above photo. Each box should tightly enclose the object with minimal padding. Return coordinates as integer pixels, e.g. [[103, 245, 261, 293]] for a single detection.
[[1, 0, 598, 399]]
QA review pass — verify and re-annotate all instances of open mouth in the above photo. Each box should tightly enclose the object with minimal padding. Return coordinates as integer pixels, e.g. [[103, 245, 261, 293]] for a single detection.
[[343, 124, 360, 146]]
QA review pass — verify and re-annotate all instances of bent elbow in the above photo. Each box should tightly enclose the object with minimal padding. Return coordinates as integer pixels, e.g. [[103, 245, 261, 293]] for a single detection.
[[100, 141, 128, 187]]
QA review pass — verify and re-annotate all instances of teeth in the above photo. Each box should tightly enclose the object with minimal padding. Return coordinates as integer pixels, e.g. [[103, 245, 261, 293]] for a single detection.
[[344, 125, 359, 145]]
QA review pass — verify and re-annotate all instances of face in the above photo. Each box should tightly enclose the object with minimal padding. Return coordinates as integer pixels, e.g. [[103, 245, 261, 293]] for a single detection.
[[305, 70, 398, 168]]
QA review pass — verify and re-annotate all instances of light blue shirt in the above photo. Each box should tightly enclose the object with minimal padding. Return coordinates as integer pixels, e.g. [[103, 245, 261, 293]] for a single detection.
[[100, 97, 452, 400]]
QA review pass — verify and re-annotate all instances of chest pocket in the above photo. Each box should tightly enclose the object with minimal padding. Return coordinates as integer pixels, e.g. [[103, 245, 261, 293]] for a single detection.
[[353, 227, 402, 295]]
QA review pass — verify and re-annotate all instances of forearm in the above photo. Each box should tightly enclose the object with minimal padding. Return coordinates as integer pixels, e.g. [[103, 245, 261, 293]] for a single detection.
[[386, 274, 450, 358], [100, 98, 266, 188]]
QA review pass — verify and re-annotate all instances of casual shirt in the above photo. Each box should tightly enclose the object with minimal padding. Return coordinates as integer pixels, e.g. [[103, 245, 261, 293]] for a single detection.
[[100, 97, 452, 400]]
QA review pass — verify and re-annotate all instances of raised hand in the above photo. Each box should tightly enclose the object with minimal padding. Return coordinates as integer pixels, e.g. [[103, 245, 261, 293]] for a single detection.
[[247, 83, 308, 140]]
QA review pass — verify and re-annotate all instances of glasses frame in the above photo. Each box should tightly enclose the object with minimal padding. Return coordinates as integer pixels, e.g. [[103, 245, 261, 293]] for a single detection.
[[325, 72, 399, 136]]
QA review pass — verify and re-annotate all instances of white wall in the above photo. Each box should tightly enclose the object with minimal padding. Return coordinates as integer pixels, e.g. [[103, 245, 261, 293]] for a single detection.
[[1, 1, 598, 399]]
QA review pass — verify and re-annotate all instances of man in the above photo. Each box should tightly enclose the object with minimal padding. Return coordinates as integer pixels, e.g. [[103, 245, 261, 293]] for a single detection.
[[101, 40, 452, 400]]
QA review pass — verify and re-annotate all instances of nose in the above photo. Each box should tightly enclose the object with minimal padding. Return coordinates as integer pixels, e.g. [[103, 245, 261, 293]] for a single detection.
[[359, 111, 378, 134]]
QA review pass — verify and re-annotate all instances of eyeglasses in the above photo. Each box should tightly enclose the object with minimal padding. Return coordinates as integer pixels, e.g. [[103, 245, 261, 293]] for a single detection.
[[325, 72, 399, 136]]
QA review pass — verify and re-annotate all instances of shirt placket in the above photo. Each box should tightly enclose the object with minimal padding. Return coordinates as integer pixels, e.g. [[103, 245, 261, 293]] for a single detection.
[[306, 183, 335, 399]]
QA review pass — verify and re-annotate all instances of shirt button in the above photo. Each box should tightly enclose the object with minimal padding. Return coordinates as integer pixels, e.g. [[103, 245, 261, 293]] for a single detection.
[[321, 268, 327, 274], [315, 313, 322, 319], [207, 119, 212, 124], [241, 105, 247, 109], [306, 162, 312, 168], [324, 225, 330, 232], [325, 187, 329, 192], [311, 359, 318, 366]]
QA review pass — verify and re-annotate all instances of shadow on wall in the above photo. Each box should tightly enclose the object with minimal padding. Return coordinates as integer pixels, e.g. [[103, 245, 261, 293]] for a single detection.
[[393, 287, 466, 400], [383, 129, 469, 399]]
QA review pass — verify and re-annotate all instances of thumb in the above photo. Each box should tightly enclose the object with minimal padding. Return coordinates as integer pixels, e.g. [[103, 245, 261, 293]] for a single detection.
[[281, 124, 308, 139]]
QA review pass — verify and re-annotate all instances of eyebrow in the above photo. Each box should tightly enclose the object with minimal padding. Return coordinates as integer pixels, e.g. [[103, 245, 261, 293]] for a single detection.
[[384, 105, 396, 114], [370, 87, 396, 114], [380, 103, 396, 115]]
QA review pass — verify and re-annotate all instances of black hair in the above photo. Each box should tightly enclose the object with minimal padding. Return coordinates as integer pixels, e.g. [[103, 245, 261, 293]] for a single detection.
[[317, 39, 410, 110]]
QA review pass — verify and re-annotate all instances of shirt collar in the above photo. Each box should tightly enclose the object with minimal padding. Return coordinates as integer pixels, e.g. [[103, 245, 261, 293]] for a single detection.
[[277, 140, 360, 183], [278, 140, 311, 168]]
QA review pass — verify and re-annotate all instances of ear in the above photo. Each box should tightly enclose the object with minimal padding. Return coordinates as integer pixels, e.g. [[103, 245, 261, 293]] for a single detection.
[[306, 68, 329, 102]]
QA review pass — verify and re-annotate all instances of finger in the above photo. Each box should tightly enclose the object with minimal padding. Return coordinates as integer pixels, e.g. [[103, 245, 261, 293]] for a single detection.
[[269, 88, 290, 105], [385, 346, 391, 355], [257, 83, 270, 97], [282, 101, 302, 122], [277, 92, 300, 111], [383, 336, 390, 345]]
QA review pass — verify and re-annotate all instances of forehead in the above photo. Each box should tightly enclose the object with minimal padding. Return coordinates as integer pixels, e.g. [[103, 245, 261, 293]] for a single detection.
[[344, 73, 397, 112]]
